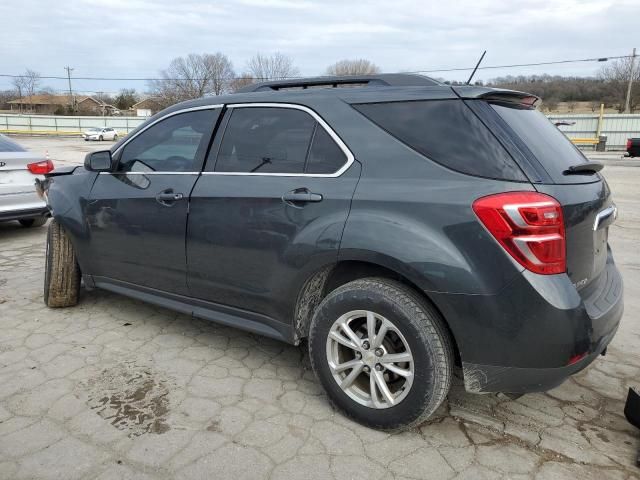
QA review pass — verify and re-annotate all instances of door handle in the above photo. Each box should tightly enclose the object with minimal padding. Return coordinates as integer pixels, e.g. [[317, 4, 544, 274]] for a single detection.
[[282, 190, 323, 204], [155, 189, 184, 205]]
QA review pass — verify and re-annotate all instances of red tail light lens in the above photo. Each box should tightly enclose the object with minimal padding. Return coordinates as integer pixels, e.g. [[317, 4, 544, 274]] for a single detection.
[[628, 139, 633, 150], [27, 159, 54, 174], [473, 192, 566, 275]]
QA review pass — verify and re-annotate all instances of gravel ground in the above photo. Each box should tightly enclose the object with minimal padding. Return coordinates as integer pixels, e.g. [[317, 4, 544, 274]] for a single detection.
[[0, 136, 638, 479]]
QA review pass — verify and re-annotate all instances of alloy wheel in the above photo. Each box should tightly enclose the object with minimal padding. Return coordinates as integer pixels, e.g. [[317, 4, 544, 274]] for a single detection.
[[325, 310, 414, 409]]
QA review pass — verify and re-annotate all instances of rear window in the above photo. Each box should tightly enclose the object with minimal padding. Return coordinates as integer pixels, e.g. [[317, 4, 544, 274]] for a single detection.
[[0, 135, 27, 152], [490, 103, 594, 184], [353, 100, 526, 181]]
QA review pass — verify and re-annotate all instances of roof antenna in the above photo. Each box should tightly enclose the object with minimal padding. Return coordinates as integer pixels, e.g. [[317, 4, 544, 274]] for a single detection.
[[466, 50, 487, 85]]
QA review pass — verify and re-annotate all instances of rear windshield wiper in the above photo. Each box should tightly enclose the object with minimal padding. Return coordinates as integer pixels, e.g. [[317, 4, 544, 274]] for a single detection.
[[563, 161, 604, 175]]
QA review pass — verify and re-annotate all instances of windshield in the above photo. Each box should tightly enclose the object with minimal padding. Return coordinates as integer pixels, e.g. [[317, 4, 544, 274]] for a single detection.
[[490, 103, 596, 184]]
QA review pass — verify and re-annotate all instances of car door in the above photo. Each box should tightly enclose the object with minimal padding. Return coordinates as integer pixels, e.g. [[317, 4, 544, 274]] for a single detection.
[[187, 104, 360, 323], [85, 106, 221, 295]]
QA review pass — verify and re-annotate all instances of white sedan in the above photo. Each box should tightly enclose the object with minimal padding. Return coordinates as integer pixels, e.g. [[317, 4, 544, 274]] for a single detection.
[[82, 127, 119, 141]]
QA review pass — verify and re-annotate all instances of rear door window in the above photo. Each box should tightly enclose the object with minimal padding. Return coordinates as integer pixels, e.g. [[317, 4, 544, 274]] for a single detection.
[[215, 107, 315, 174], [305, 126, 347, 174], [489, 103, 596, 184], [353, 100, 526, 181]]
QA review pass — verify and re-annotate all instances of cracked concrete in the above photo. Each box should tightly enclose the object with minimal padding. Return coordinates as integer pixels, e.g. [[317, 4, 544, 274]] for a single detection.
[[0, 138, 639, 479]]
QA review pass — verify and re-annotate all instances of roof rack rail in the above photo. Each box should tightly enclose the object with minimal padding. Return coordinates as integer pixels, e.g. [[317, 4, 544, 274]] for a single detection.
[[236, 73, 441, 93]]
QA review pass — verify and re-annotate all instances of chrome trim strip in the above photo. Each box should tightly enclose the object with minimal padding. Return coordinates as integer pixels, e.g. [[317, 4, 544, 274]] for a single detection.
[[213, 102, 355, 178], [106, 102, 355, 179], [593, 205, 617, 231], [98, 171, 199, 175], [512, 234, 562, 265], [112, 104, 224, 157], [503, 201, 557, 228]]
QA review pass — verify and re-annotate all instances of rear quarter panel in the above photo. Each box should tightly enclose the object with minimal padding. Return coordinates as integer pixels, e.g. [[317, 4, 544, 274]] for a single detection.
[[319, 99, 532, 295], [323, 101, 538, 353]]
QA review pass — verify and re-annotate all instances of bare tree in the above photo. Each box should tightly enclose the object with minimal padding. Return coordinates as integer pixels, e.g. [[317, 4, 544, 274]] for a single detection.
[[229, 74, 256, 92], [94, 92, 115, 105], [11, 69, 41, 113], [150, 53, 235, 108], [11, 77, 26, 113], [245, 52, 299, 81], [0, 90, 15, 110], [599, 57, 640, 112], [325, 59, 381, 76]]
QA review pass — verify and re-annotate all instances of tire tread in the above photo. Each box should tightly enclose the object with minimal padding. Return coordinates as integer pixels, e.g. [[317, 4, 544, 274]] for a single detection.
[[308, 277, 454, 431], [44, 220, 80, 308]]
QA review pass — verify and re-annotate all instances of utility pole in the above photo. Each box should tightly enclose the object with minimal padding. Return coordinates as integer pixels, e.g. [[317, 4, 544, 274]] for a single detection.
[[64, 66, 74, 113], [624, 48, 636, 113]]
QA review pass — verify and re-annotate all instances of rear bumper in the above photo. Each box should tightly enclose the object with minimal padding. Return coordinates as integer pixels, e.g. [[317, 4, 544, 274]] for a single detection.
[[461, 324, 618, 393], [0, 189, 48, 222], [0, 206, 50, 222], [430, 251, 623, 394]]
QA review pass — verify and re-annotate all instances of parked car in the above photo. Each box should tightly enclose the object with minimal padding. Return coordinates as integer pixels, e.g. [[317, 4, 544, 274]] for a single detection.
[[627, 138, 640, 157], [0, 134, 51, 227], [82, 127, 118, 141], [39, 74, 623, 430]]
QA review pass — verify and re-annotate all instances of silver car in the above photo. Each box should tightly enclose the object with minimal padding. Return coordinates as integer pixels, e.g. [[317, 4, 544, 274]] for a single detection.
[[82, 127, 118, 142], [0, 134, 51, 227]]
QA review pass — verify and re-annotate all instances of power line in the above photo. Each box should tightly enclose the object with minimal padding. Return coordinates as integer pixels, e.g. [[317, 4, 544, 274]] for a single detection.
[[0, 54, 634, 82], [406, 55, 627, 74]]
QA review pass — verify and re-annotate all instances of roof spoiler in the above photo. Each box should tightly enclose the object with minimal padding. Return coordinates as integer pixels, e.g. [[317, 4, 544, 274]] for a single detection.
[[452, 86, 540, 106], [236, 74, 441, 93]]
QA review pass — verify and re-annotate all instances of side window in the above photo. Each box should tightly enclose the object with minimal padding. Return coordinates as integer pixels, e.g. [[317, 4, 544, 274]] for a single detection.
[[306, 126, 347, 174], [118, 109, 219, 173], [215, 107, 315, 174], [353, 100, 526, 181]]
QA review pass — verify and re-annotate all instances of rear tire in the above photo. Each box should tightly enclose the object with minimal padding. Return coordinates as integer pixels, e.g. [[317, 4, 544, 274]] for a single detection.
[[44, 220, 81, 308], [19, 217, 48, 228], [113, 134, 118, 141], [308, 277, 454, 431], [99, 135, 103, 141]]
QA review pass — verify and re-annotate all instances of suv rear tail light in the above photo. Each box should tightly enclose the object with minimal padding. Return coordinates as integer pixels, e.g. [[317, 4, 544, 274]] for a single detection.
[[27, 159, 54, 174], [628, 139, 633, 150], [473, 192, 566, 275]]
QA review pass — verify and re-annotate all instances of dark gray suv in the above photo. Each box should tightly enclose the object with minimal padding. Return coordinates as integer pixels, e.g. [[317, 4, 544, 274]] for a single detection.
[[39, 74, 623, 430]]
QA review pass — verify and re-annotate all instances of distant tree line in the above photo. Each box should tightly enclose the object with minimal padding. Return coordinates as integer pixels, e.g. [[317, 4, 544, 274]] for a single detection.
[[483, 57, 639, 112], [1, 55, 637, 113]]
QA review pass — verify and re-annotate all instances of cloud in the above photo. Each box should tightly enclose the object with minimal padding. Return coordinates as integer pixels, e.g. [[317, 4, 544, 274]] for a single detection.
[[0, 0, 635, 94]]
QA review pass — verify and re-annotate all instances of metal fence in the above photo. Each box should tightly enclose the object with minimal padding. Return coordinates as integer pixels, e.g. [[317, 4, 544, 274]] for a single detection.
[[1, 112, 639, 150], [549, 113, 640, 150], [0, 114, 146, 136]]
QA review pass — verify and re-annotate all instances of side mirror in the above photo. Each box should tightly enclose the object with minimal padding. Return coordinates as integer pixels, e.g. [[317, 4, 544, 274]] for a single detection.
[[85, 150, 113, 172]]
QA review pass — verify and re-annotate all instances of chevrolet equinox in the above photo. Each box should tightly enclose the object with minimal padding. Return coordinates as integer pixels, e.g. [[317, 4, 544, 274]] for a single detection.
[[39, 74, 623, 430]]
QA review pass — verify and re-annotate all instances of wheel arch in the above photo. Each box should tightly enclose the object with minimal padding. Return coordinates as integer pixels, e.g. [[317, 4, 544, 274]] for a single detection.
[[293, 259, 462, 366]]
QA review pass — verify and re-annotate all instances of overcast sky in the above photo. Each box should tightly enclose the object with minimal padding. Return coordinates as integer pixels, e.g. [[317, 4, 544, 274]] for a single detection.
[[1, 0, 637, 95]]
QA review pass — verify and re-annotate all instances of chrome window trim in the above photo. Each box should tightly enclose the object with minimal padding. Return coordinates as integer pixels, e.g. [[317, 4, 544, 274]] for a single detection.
[[104, 102, 355, 178], [204, 102, 355, 178], [112, 104, 224, 157], [98, 171, 199, 175]]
